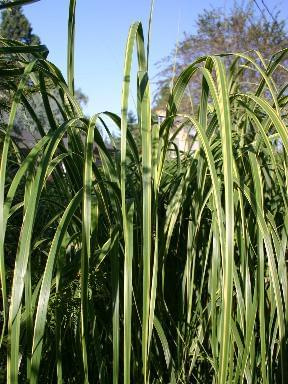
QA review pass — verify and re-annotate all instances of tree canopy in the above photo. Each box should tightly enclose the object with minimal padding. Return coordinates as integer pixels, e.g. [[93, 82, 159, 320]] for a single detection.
[[0, 5, 40, 44], [0, 5, 41, 118], [0, 5, 88, 136], [154, 1, 288, 112]]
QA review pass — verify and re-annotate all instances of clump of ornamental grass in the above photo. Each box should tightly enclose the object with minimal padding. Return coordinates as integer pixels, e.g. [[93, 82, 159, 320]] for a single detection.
[[0, 0, 288, 383]]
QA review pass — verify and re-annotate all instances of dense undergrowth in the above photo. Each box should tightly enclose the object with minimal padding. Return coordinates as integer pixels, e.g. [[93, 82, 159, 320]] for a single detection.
[[1, 0, 288, 383]]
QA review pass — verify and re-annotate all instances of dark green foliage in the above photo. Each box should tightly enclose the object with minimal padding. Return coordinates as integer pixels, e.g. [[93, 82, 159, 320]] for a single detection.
[[0, 6, 40, 44]]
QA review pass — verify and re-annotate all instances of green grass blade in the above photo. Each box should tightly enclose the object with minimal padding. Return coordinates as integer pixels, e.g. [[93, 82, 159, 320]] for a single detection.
[[124, 202, 134, 384], [67, 0, 76, 95], [80, 115, 98, 383]]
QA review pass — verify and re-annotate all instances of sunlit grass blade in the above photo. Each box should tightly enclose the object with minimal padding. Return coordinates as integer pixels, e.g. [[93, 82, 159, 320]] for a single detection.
[[124, 202, 134, 384], [80, 115, 98, 382], [67, 0, 76, 95]]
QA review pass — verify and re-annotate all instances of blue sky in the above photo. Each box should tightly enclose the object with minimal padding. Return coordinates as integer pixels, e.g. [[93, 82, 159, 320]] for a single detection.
[[23, 0, 288, 116]]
